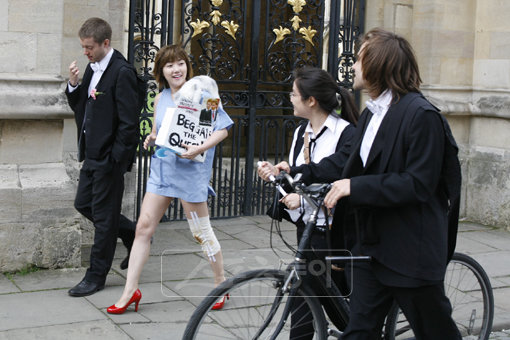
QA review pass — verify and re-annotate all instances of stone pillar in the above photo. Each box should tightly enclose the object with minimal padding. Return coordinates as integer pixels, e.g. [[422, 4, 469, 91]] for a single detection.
[[467, 0, 510, 226], [0, 0, 82, 271], [0, 74, 81, 271], [0, 0, 135, 272]]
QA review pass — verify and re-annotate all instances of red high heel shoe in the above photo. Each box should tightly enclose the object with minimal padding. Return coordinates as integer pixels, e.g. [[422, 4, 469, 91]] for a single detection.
[[212, 294, 229, 310], [107, 289, 142, 314]]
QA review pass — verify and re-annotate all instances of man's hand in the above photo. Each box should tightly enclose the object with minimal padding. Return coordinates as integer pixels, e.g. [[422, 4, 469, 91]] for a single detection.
[[68, 60, 79, 86], [281, 193, 301, 210], [324, 179, 351, 209]]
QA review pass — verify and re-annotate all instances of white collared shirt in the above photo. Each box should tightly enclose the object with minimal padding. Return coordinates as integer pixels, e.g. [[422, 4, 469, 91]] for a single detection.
[[287, 114, 350, 225], [87, 48, 114, 96], [289, 114, 349, 166], [67, 48, 114, 96], [359, 89, 393, 166]]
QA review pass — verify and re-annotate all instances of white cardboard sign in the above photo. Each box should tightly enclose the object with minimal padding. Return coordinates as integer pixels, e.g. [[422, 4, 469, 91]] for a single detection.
[[155, 76, 221, 162]]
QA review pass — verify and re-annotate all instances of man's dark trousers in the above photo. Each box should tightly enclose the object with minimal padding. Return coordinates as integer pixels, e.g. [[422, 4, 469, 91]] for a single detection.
[[74, 157, 135, 284], [342, 261, 461, 340]]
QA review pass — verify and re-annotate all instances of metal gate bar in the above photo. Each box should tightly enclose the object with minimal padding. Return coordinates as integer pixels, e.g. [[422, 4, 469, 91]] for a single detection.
[[128, 0, 365, 220]]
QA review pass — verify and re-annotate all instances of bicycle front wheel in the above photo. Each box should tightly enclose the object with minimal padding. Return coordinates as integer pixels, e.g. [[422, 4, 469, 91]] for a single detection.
[[183, 269, 328, 339], [384, 252, 494, 340]]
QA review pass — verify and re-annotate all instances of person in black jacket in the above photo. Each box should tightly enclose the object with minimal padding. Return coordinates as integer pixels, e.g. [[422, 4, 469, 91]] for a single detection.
[[65, 17, 139, 297], [265, 28, 462, 339], [259, 67, 358, 339], [259, 67, 358, 242]]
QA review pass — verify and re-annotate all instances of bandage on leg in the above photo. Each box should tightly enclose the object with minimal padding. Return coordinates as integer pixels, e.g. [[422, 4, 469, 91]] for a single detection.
[[187, 213, 221, 261], [187, 213, 225, 285]]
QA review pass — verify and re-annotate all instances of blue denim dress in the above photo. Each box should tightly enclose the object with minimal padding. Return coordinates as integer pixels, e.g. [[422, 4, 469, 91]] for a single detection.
[[146, 88, 233, 202]]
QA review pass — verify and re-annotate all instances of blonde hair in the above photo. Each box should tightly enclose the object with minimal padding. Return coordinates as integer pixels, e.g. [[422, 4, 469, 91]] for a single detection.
[[79, 17, 112, 44]]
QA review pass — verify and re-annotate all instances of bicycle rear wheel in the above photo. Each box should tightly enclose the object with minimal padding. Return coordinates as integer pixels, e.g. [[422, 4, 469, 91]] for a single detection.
[[384, 252, 494, 340], [183, 269, 328, 339]]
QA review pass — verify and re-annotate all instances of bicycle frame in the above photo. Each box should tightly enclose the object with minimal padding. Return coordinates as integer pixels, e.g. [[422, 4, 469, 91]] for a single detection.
[[184, 171, 494, 340], [255, 178, 330, 338], [263, 174, 361, 337]]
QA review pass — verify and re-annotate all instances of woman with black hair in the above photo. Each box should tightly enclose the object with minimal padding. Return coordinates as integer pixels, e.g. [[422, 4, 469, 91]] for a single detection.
[[258, 66, 359, 339], [259, 66, 358, 242]]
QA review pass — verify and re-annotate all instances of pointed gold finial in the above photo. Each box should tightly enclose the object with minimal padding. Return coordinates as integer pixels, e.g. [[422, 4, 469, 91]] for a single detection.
[[190, 19, 210, 38], [273, 26, 291, 44], [290, 15, 302, 31], [299, 26, 317, 45], [221, 20, 239, 40], [211, 0, 223, 6], [287, 0, 306, 13]]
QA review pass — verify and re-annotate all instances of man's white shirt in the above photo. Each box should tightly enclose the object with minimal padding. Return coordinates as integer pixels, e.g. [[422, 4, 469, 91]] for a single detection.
[[68, 48, 114, 96], [360, 89, 393, 166]]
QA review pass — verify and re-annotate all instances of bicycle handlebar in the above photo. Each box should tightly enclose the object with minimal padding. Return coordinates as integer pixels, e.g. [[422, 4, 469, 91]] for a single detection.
[[273, 171, 331, 210], [258, 162, 372, 265]]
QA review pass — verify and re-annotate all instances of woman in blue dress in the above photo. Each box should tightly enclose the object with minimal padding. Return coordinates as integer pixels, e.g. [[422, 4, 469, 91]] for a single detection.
[[107, 45, 233, 314]]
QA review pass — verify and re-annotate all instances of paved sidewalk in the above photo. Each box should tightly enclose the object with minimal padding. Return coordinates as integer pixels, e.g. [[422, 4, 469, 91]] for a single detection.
[[1, 216, 510, 339]]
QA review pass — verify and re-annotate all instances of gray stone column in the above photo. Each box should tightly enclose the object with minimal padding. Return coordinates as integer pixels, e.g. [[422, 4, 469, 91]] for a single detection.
[[0, 0, 135, 272], [0, 75, 81, 271]]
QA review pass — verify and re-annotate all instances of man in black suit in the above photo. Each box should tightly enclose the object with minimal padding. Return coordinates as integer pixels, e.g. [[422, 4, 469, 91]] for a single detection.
[[322, 28, 462, 339], [199, 99, 213, 126], [265, 28, 462, 339], [65, 17, 139, 297]]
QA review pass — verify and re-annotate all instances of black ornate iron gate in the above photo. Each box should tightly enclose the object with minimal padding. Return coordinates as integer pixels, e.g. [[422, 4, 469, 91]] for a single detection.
[[128, 0, 365, 220]]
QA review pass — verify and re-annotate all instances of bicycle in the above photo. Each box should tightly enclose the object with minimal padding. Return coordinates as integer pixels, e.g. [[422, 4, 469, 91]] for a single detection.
[[183, 173, 494, 339]]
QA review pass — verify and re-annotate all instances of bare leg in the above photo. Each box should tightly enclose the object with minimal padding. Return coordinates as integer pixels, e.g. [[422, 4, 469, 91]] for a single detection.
[[113, 193, 173, 308], [210, 249, 225, 286], [181, 200, 226, 286]]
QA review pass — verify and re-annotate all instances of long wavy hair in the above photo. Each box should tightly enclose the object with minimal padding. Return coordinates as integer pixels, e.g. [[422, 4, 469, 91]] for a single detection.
[[358, 28, 422, 101]]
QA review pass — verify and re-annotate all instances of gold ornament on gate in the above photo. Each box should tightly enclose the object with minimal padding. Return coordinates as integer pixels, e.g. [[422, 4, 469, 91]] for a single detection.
[[272, 0, 317, 46], [191, 19, 210, 37], [221, 20, 239, 39], [210, 10, 222, 25], [188, 0, 240, 41], [290, 15, 302, 31], [273, 26, 291, 44], [288, 0, 306, 13], [299, 26, 317, 45]]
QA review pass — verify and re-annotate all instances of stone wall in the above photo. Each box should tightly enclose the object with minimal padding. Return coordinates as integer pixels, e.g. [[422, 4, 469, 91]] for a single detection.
[[0, 0, 135, 272]]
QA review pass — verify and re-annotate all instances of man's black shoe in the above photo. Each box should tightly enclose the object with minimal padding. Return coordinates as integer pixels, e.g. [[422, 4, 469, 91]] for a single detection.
[[120, 255, 129, 270], [68, 279, 104, 297]]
